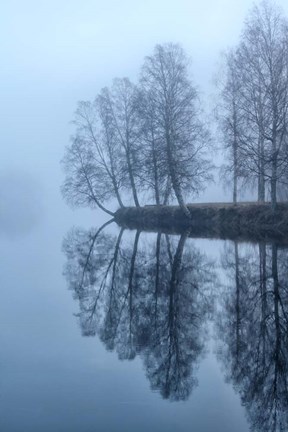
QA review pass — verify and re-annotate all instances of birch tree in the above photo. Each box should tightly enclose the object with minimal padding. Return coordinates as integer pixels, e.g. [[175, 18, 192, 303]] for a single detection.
[[237, 1, 288, 208], [141, 43, 212, 216], [216, 50, 245, 203], [137, 88, 171, 204], [61, 99, 124, 215], [102, 78, 141, 207]]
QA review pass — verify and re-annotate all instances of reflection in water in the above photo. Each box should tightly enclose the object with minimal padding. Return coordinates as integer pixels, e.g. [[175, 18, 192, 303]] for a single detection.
[[217, 242, 288, 432], [63, 224, 215, 401], [63, 224, 288, 430]]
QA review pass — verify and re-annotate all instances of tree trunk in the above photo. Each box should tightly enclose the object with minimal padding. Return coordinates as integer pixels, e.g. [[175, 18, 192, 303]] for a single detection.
[[83, 169, 115, 216], [232, 95, 238, 204], [163, 177, 171, 205], [258, 173, 265, 203], [233, 162, 237, 204], [165, 131, 190, 218], [109, 155, 125, 208], [258, 135, 265, 202], [271, 89, 278, 211], [112, 176, 125, 208], [151, 142, 160, 205], [271, 153, 277, 211], [126, 149, 140, 207]]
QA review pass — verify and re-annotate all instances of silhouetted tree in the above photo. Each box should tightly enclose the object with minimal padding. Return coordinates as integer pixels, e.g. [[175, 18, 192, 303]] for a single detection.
[[61, 132, 115, 216], [141, 43, 212, 216], [221, 2, 288, 208], [62, 79, 142, 213], [216, 50, 246, 203], [137, 89, 170, 204], [98, 79, 141, 207]]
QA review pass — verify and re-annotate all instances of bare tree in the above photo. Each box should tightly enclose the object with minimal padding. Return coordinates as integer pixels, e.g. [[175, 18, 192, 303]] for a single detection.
[[141, 43, 212, 216], [97, 90, 125, 208], [61, 133, 115, 216], [234, 46, 268, 202], [63, 45, 213, 214], [235, 1, 288, 208], [62, 76, 143, 214], [61, 99, 127, 215], [216, 50, 246, 203], [101, 78, 141, 207], [137, 88, 170, 204]]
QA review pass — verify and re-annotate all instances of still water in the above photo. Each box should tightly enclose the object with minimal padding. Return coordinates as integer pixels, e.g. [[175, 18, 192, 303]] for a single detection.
[[1, 209, 287, 431]]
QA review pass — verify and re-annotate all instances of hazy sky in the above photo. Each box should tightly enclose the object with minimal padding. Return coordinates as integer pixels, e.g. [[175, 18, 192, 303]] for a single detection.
[[1, 0, 288, 219]]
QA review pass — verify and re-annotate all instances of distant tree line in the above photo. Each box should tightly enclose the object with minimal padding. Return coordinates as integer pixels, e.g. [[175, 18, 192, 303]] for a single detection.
[[62, 1, 288, 213]]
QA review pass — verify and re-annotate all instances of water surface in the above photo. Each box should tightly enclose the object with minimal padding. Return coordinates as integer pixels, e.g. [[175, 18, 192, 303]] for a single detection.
[[1, 212, 287, 431]]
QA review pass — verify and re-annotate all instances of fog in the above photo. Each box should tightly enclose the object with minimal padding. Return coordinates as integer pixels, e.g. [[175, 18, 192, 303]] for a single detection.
[[2, 2, 288, 431], [2, 0, 288, 225]]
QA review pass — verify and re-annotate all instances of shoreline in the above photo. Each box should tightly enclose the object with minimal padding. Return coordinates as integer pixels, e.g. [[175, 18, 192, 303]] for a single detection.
[[114, 202, 288, 245]]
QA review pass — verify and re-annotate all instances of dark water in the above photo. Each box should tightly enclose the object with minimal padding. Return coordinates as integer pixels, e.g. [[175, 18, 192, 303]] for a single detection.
[[1, 211, 288, 431]]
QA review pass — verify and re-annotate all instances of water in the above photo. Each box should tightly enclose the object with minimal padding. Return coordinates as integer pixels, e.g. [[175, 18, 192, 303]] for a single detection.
[[2, 204, 287, 431]]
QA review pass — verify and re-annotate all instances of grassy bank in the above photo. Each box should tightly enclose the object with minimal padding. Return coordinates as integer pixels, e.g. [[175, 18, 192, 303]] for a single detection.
[[114, 202, 288, 244]]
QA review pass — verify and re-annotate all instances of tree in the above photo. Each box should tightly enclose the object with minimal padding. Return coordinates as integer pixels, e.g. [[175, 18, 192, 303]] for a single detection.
[[216, 50, 246, 203], [62, 44, 213, 213], [233, 1, 288, 208], [97, 91, 125, 208], [100, 78, 142, 207], [61, 98, 127, 215], [62, 76, 145, 212], [136, 88, 171, 204], [61, 130, 115, 216], [140, 43, 212, 216]]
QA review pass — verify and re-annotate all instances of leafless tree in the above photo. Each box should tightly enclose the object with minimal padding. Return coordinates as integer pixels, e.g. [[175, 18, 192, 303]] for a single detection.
[[101, 78, 141, 207], [216, 50, 246, 203], [63, 45, 213, 214], [141, 43, 212, 216], [61, 98, 127, 215], [137, 88, 170, 204], [62, 78, 143, 212], [97, 91, 125, 208], [235, 1, 288, 208], [61, 132, 115, 216]]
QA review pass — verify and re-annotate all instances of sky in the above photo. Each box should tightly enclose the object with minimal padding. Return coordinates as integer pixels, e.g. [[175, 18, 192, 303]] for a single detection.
[[1, 0, 288, 225]]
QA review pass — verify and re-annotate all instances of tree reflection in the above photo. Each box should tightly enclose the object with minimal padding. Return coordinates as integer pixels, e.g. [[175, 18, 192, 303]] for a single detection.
[[63, 224, 215, 401], [217, 241, 288, 432], [142, 232, 214, 400]]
